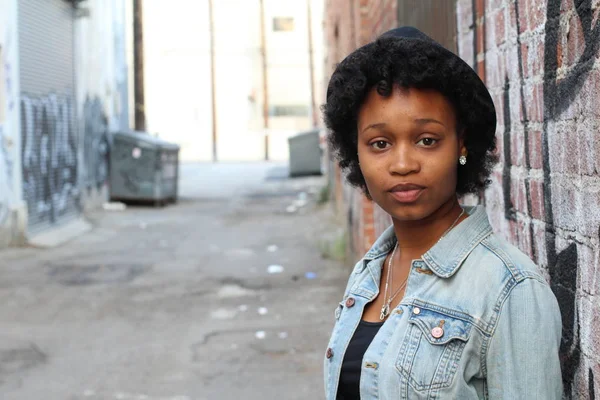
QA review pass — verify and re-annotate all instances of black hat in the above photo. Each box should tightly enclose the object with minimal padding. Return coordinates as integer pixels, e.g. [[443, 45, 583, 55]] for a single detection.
[[377, 26, 496, 136]]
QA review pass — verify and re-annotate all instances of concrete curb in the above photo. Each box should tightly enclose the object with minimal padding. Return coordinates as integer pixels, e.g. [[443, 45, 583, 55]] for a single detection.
[[27, 218, 93, 249]]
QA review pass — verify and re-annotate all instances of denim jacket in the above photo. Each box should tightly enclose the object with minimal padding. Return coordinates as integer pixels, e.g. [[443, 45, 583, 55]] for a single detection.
[[324, 206, 563, 399]]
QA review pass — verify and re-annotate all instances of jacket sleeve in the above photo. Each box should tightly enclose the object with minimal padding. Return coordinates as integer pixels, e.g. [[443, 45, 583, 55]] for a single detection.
[[485, 277, 563, 399]]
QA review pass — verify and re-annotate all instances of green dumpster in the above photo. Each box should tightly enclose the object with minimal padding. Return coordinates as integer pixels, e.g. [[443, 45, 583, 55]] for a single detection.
[[288, 128, 323, 177], [109, 131, 180, 205]]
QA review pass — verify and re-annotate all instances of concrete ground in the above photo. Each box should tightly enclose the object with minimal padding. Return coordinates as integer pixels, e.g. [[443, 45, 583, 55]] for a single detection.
[[0, 162, 349, 400]]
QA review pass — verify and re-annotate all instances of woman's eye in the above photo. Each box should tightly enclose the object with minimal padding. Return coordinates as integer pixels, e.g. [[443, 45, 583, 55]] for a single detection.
[[417, 138, 438, 146], [370, 140, 389, 150]]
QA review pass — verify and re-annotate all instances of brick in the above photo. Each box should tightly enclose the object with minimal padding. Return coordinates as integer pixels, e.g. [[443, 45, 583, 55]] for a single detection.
[[528, 0, 547, 30], [580, 70, 600, 118], [580, 297, 600, 360], [517, 218, 534, 258], [559, 80, 582, 120], [510, 129, 526, 166], [508, 85, 523, 124], [577, 118, 599, 175], [373, 203, 391, 236], [508, 1, 518, 34], [488, 0, 504, 12], [549, 124, 579, 174], [494, 128, 505, 161], [578, 188, 600, 238], [493, 93, 505, 127], [526, 83, 544, 122], [362, 196, 373, 213], [457, 0, 475, 34], [566, 12, 585, 68], [529, 39, 545, 80], [508, 219, 519, 243], [528, 178, 546, 220], [458, 36, 475, 67], [364, 224, 375, 241], [561, 126, 580, 174], [557, 41, 563, 69], [551, 180, 578, 231], [476, 21, 486, 55], [578, 244, 598, 296], [580, 127, 598, 175], [590, 360, 600, 399], [476, 0, 486, 19], [484, 171, 504, 207], [477, 60, 487, 82], [528, 129, 544, 169], [531, 221, 548, 265], [495, 9, 507, 46], [517, 0, 529, 33], [506, 45, 522, 82], [486, 50, 505, 88], [509, 173, 528, 214], [521, 42, 530, 77]]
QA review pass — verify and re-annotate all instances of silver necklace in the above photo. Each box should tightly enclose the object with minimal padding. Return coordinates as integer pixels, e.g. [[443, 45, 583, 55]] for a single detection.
[[379, 207, 465, 321], [380, 242, 400, 320], [437, 208, 465, 243]]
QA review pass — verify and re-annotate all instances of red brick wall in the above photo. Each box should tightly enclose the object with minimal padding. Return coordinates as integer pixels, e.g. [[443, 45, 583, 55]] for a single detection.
[[456, 0, 600, 397]]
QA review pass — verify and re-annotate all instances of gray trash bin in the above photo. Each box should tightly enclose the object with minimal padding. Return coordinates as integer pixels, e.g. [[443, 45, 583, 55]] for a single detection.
[[288, 128, 323, 177], [109, 130, 180, 205]]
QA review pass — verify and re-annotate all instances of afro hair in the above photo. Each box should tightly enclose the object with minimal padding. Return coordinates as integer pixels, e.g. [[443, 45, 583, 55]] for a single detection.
[[322, 34, 498, 197]]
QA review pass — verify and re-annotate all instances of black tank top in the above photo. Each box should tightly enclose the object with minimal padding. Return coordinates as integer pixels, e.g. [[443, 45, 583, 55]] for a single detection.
[[337, 319, 384, 399]]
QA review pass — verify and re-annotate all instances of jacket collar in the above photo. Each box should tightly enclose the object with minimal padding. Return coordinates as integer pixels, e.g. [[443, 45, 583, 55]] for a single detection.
[[358, 206, 493, 278]]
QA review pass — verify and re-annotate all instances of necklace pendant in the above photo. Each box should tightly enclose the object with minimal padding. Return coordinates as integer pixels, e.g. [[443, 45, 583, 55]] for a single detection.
[[380, 304, 390, 321]]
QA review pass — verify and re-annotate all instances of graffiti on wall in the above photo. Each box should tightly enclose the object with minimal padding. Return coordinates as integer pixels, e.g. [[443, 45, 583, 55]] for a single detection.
[[0, 43, 10, 226], [82, 96, 109, 190], [0, 121, 9, 226], [21, 93, 79, 227], [496, 0, 600, 396], [0, 32, 15, 227], [542, 0, 600, 396]]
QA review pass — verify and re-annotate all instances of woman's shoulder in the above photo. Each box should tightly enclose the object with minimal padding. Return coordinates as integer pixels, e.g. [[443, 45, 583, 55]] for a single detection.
[[475, 232, 548, 284]]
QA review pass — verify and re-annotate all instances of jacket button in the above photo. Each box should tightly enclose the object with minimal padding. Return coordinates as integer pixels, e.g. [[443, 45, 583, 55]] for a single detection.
[[413, 307, 421, 315], [345, 297, 355, 308], [431, 326, 444, 339], [365, 361, 379, 369], [326, 348, 334, 359]]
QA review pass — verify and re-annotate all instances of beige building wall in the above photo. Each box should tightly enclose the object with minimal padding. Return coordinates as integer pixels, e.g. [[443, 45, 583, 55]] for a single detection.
[[143, 0, 324, 162], [143, 0, 213, 162]]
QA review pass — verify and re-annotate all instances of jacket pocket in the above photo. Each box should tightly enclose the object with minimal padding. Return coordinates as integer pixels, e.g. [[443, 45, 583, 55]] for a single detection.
[[395, 306, 473, 392]]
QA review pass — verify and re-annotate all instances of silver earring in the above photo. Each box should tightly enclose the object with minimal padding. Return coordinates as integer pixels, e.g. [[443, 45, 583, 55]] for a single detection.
[[459, 155, 467, 165]]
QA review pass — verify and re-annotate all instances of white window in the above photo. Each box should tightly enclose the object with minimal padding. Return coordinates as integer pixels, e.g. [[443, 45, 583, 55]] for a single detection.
[[273, 17, 295, 32]]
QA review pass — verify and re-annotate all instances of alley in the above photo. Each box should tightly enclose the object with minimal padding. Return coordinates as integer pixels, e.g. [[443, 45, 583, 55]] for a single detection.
[[0, 162, 348, 400]]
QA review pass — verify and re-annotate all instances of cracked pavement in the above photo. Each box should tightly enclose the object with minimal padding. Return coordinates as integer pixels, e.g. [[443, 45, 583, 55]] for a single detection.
[[0, 162, 349, 400]]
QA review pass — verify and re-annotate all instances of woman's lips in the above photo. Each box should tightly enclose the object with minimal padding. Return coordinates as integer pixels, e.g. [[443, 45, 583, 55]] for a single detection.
[[389, 188, 424, 203]]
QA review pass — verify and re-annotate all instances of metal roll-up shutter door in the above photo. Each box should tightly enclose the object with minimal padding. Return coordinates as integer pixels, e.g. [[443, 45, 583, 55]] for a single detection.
[[18, 0, 79, 233]]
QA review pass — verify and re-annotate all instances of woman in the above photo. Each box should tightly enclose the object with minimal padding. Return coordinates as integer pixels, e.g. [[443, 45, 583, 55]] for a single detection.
[[322, 27, 562, 399]]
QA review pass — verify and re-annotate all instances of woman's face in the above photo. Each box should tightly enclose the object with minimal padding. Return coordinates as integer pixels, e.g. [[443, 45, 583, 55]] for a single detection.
[[357, 86, 464, 221]]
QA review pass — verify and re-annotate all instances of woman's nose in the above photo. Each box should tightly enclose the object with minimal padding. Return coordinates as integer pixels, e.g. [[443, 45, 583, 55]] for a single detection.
[[388, 143, 420, 175]]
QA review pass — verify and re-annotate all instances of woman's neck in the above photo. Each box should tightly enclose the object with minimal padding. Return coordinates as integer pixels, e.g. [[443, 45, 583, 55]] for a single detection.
[[391, 198, 466, 259]]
